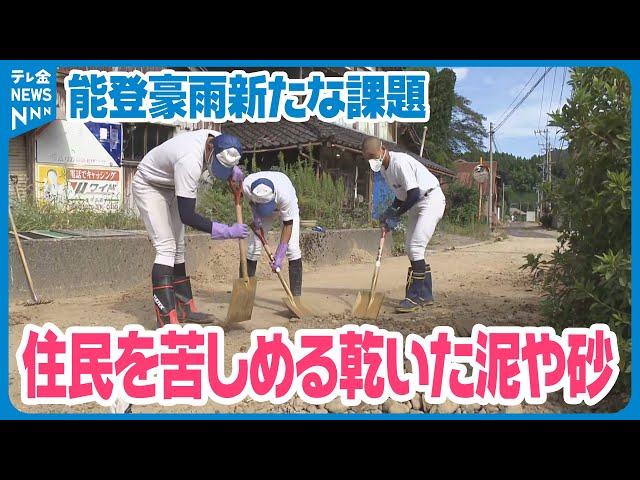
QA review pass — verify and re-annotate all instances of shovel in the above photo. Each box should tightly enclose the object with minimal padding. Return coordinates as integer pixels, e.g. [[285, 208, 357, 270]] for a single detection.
[[9, 205, 52, 306], [352, 229, 386, 319], [251, 225, 312, 319], [225, 179, 257, 324]]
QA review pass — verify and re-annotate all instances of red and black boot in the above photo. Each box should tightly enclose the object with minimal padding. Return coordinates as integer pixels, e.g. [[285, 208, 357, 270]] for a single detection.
[[153, 275, 180, 329], [173, 276, 215, 324]]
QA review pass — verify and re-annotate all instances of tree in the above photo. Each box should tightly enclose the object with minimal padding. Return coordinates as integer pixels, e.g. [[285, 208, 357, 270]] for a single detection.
[[523, 67, 631, 391], [397, 68, 485, 167], [449, 93, 487, 156]]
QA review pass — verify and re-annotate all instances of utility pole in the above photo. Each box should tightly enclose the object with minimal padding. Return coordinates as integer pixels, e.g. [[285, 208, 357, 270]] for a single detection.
[[534, 127, 550, 218], [502, 183, 505, 223], [488, 122, 494, 231]]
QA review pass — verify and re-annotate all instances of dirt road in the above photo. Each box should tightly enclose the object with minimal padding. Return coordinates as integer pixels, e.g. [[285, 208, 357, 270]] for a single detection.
[[10, 224, 605, 415]]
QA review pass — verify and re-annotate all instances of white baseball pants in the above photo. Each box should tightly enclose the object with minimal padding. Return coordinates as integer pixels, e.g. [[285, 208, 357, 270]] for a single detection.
[[132, 171, 186, 267], [405, 187, 446, 261], [247, 215, 302, 262]]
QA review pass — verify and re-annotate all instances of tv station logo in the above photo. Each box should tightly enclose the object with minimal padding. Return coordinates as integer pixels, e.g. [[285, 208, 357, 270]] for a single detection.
[[10, 68, 55, 133]]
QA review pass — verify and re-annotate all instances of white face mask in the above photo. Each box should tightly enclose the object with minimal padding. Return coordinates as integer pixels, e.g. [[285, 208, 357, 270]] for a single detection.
[[368, 149, 385, 172]]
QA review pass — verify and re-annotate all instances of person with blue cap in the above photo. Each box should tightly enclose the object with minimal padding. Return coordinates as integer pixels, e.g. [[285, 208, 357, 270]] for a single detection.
[[132, 129, 248, 329], [241, 170, 304, 303]]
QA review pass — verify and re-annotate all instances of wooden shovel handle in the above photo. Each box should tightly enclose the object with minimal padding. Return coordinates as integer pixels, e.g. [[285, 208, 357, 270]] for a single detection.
[[9, 206, 38, 301], [366, 231, 386, 308], [250, 224, 296, 303], [229, 179, 249, 282]]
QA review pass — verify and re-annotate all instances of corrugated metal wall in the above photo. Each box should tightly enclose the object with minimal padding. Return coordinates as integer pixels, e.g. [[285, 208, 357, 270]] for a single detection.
[[9, 135, 29, 201]]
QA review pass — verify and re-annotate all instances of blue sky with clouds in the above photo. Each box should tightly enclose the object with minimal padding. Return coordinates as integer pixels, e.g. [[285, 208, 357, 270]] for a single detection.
[[444, 67, 572, 158]]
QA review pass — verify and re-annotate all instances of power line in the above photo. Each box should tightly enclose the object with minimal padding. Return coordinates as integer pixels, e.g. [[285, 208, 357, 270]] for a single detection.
[[494, 68, 552, 133], [548, 67, 557, 118], [538, 67, 551, 130], [553, 67, 568, 151], [496, 68, 539, 124]]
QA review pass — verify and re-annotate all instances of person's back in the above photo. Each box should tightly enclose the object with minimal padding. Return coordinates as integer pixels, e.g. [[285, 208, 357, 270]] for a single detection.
[[137, 129, 215, 190]]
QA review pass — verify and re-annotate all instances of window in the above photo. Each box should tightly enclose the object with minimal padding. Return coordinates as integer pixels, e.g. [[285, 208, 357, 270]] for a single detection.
[[123, 123, 175, 161]]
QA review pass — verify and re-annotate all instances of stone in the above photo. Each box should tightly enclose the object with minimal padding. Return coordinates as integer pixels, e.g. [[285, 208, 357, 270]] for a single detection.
[[383, 400, 410, 414], [434, 399, 459, 414], [504, 404, 524, 414], [325, 398, 349, 414]]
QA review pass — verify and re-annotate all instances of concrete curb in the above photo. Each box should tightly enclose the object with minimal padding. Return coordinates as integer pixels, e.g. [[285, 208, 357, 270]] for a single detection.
[[9, 228, 393, 301]]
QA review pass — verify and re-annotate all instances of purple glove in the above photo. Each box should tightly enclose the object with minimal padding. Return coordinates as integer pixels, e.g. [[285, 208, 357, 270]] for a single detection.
[[270, 242, 288, 272], [211, 222, 249, 240], [230, 165, 244, 183]]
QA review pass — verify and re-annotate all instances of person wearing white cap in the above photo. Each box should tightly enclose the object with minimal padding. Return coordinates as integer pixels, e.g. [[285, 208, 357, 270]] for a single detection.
[[362, 136, 446, 313], [241, 170, 304, 301], [132, 130, 249, 329]]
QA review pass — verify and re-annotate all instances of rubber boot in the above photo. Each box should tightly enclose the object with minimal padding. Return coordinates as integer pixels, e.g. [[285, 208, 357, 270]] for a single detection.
[[397, 270, 426, 313], [421, 264, 434, 306], [289, 258, 303, 298], [239, 259, 258, 278], [153, 275, 179, 329], [405, 267, 413, 297], [174, 276, 215, 324]]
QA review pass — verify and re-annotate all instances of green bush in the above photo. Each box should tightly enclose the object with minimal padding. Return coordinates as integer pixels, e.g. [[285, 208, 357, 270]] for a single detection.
[[198, 151, 369, 230], [522, 68, 631, 394], [444, 182, 479, 225]]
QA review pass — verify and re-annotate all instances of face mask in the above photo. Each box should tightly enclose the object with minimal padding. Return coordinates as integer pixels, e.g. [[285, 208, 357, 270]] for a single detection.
[[368, 149, 385, 172]]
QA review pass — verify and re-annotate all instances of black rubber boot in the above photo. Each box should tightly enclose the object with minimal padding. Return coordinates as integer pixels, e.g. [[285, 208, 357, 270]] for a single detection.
[[405, 267, 413, 297], [153, 275, 179, 329], [397, 270, 426, 313], [239, 259, 258, 278], [173, 276, 216, 324], [422, 264, 434, 306], [288, 258, 303, 298]]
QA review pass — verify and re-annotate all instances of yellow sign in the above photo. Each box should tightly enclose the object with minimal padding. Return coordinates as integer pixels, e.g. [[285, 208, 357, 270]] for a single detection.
[[36, 164, 69, 202], [35, 163, 122, 209]]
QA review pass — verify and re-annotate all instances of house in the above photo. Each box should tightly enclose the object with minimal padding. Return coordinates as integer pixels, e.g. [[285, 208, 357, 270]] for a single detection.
[[452, 158, 503, 225], [8, 66, 220, 212], [8, 66, 454, 221], [220, 116, 455, 219]]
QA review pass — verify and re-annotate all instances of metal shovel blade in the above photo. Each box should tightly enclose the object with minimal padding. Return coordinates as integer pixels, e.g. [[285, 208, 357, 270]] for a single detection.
[[352, 291, 385, 319], [225, 277, 257, 323], [282, 296, 314, 319]]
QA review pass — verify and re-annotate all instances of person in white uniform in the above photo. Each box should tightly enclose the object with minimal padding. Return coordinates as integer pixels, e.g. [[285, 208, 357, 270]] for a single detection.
[[132, 131, 249, 329], [362, 136, 446, 313], [241, 171, 304, 301]]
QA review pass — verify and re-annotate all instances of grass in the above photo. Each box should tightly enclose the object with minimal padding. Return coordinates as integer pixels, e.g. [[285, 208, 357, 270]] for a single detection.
[[11, 198, 142, 231], [437, 218, 492, 241]]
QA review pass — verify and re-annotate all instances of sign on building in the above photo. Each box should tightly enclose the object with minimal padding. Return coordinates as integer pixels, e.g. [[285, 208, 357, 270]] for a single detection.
[[35, 164, 122, 210], [35, 120, 123, 209]]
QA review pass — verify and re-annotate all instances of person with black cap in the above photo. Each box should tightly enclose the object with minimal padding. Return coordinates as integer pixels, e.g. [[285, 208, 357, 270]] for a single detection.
[[132, 130, 249, 329], [241, 170, 304, 303]]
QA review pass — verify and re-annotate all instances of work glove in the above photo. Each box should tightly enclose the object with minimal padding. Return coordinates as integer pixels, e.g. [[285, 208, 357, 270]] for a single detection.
[[380, 204, 401, 231], [211, 222, 249, 240], [270, 242, 288, 272]]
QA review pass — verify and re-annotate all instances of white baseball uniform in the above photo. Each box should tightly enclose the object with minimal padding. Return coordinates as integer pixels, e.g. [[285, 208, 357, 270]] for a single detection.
[[133, 129, 220, 267], [381, 151, 446, 261], [242, 171, 302, 261]]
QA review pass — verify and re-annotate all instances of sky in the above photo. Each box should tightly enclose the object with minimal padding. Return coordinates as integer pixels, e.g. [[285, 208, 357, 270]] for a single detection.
[[443, 67, 572, 158]]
